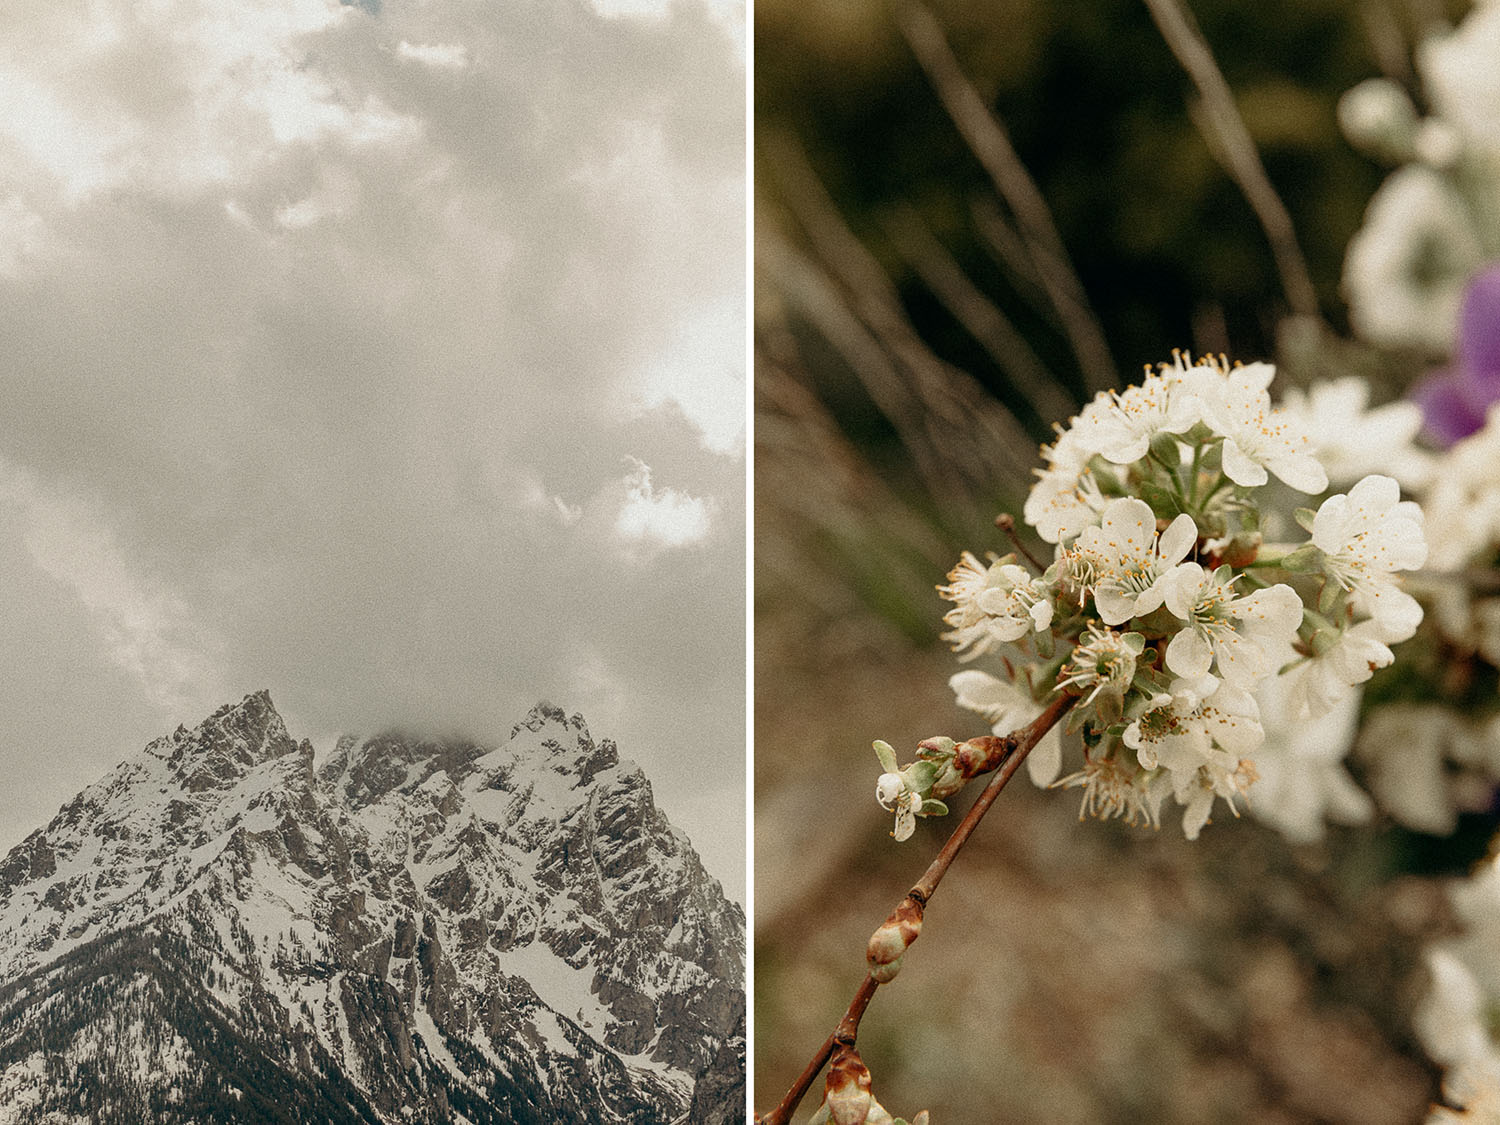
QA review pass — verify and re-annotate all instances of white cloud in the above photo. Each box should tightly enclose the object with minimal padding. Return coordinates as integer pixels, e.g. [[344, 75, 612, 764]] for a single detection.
[[0, 195, 45, 275], [0, 0, 746, 899], [614, 457, 713, 549], [398, 41, 470, 69], [586, 0, 746, 60], [0, 465, 224, 716], [0, 0, 414, 207], [517, 475, 585, 527], [629, 293, 745, 455]]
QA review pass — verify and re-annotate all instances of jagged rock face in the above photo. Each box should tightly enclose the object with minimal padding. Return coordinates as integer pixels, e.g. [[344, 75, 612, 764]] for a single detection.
[[0, 692, 745, 1124]]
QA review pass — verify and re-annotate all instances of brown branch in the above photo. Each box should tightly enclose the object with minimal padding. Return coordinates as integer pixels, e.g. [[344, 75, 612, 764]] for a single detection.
[[995, 512, 1046, 573], [756, 693, 1077, 1124]]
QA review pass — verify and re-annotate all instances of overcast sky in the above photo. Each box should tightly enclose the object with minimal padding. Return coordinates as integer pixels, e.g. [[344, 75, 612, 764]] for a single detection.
[[0, 0, 745, 900]]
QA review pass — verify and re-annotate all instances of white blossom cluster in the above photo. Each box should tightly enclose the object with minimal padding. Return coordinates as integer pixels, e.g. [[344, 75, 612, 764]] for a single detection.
[[874, 355, 1429, 841], [1339, 3, 1500, 353]]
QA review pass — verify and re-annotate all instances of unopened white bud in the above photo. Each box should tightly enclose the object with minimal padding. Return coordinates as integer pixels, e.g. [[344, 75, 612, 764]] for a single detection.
[[1338, 78, 1418, 161]]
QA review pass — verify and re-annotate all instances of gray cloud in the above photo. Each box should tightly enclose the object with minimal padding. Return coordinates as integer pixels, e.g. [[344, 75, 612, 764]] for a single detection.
[[0, 0, 744, 899]]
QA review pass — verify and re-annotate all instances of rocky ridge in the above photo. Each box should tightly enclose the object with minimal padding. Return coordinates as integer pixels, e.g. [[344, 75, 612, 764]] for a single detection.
[[0, 692, 744, 1124]]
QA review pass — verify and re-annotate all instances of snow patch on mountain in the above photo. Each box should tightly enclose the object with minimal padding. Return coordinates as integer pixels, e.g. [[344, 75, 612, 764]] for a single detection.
[[0, 692, 744, 1124]]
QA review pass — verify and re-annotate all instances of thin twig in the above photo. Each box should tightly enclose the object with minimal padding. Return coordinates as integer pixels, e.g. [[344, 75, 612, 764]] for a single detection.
[[893, 0, 1119, 396], [1141, 0, 1321, 320], [756, 219, 973, 514], [882, 204, 1077, 426], [995, 512, 1046, 573], [756, 693, 1077, 1124], [759, 135, 1037, 498], [969, 195, 1051, 316], [1357, 0, 1413, 86]]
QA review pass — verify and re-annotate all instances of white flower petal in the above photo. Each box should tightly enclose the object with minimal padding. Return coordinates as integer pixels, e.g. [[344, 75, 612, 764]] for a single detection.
[[1158, 513, 1198, 566], [1026, 728, 1063, 787], [1100, 497, 1156, 548], [876, 773, 904, 808], [1221, 438, 1268, 487], [1359, 583, 1425, 641], [1210, 628, 1266, 688], [1166, 625, 1214, 678], [1163, 562, 1204, 620], [949, 669, 1021, 721], [1267, 452, 1329, 494], [893, 804, 916, 841], [1094, 586, 1137, 626]]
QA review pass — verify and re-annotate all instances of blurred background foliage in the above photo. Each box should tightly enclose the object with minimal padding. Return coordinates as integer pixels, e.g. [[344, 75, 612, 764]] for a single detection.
[[754, 1, 1481, 1121]]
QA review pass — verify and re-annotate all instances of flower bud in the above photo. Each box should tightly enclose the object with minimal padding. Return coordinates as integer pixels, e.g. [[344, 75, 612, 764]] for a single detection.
[[867, 953, 903, 984], [866, 898, 923, 982], [825, 1045, 874, 1125], [915, 736, 955, 759], [1337, 78, 1418, 162], [953, 735, 1008, 778]]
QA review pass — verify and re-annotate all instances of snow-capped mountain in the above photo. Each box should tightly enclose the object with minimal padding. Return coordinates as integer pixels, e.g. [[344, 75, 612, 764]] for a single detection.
[[0, 692, 744, 1124]]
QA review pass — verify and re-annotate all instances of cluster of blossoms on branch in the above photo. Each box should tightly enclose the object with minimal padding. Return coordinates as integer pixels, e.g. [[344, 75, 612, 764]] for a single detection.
[[875, 353, 1429, 841]]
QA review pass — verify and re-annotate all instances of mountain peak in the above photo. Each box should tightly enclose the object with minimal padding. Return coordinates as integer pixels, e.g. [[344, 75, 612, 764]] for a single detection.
[[150, 689, 304, 792], [510, 700, 590, 739], [0, 694, 744, 1123]]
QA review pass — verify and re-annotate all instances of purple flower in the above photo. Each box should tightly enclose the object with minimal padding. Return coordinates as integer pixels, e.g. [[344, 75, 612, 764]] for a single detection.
[[1412, 264, 1500, 446]]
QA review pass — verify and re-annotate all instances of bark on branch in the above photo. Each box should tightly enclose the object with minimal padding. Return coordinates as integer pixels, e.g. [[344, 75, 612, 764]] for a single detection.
[[756, 692, 1077, 1124]]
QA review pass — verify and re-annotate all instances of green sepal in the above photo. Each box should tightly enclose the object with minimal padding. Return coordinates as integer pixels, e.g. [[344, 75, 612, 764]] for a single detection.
[[1240, 504, 1261, 533], [905, 760, 939, 792], [1279, 544, 1324, 573], [1065, 704, 1091, 736], [1293, 507, 1318, 533], [1033, 651, 1069, 694], [1137, 481, 1182, 520], [1196, 509, 1228, 542], [1121, 631, 1147, 655], [920, 799, 949, 817], [874, 739, 899, 774], [915, 737, 955, 761], [1149, 431, 1182, 468], [1317, 579, 1346, 616], [1132, 665, 1173, 694], [1129, 605, 1180, 639], [1094, 688, 1124, 727], [1090, 458, 1124, 496]]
